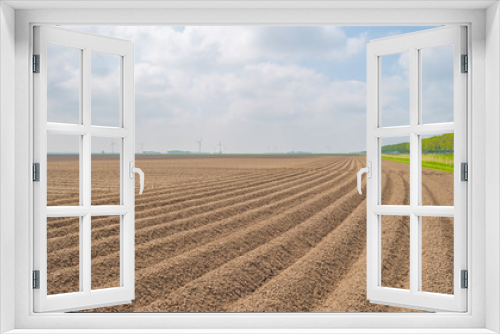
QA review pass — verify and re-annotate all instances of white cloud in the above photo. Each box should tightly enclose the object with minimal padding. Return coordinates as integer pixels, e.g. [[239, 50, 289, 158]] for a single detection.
[[73, 26, 366, 68], [58, 26, 373, 153], [421, 44, 454, 124], [380, 52, 410, 127], [131, 61, 367, 153], [46, 44, 81, 124], [48, 26, 452, 155]]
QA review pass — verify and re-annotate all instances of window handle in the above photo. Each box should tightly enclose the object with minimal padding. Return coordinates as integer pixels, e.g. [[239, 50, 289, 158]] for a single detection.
[[357, 162, 371, 195], [129, 161, 145, 195]]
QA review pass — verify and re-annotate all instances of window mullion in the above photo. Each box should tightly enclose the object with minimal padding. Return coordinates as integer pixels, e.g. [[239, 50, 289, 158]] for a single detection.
[[82, 47, 92, 294], [409, 47, 420, 294]]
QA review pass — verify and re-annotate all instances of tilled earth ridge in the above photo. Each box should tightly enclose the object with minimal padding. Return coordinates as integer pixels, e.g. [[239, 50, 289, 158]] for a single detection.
[[45, 155, 454, 312]]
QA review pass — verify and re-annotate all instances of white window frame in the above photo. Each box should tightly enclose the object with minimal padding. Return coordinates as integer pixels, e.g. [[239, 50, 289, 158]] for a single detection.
[[1, 1, 498, 333], [366, 26, 468, 312], [33, 26, 136, 313]]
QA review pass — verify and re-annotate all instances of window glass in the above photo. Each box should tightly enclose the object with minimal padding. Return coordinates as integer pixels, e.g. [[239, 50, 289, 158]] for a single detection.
[[91, 52, 121, 127], [421, 45, 454, 124], [421, 216, 454, 294], [421, 134, 454, 206], [47, 217, 80, 295], [381, 136, 410, 205], [381, 215, 410, 290], [47, 133, 80, 206], [92, 216, 121, 290], [91, 137, 121, 206], [47, 44, 81, 124], [380, 52, 410, 127]]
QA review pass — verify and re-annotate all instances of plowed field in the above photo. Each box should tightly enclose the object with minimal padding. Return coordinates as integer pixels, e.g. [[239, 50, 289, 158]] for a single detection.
[[46, 155, 454, 312]]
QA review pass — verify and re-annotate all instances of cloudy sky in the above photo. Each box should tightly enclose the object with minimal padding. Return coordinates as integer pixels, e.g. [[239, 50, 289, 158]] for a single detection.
[[48, 25, 453, 154]]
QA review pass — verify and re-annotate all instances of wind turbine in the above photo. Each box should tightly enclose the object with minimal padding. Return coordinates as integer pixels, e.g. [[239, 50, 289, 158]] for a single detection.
[[196, 139, 203, 154], [110, 139, 117, 154], [218, 141, 222, 155]]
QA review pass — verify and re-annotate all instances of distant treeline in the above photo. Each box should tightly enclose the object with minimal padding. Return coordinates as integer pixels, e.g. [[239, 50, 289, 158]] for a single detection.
[[381, 133, 454, 154]]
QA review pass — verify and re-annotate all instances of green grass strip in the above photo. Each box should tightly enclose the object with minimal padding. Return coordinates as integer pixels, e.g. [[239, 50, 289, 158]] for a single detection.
[[381, 156, 454, 173]]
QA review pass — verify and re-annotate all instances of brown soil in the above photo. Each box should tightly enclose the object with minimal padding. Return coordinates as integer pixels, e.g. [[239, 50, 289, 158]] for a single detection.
[[45, 155, 454, 312]]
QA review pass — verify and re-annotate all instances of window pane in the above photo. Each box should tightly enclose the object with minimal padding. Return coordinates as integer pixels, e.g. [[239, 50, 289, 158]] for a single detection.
[[47, 217, 80, 295], [421, 45, 454, 124], [421, 133, 454, 206], [91, 137, 121, 206], [91, 52, 121, 127], [380, 52, 410, 127], [421, 216, 454, 295], [91, 216, 121, 290], [381, 215, 410, 290], [381, 136, 410, 205], [47, 133, 80, 206], [47, 44, 81, 124]]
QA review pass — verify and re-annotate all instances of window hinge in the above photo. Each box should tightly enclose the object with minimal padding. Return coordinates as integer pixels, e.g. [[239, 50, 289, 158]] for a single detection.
[[33, 54, 40, 73], [461, 54, 468, 73], [461, 270, 468, 289], [33, 163, 40, 182], [461, 162, 468, 182], [32, 270, 40, 289]]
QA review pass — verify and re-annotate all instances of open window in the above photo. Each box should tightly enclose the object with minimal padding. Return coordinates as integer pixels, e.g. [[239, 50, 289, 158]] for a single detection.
[[2, 0, 493, 329], [31, 24, 467, 315], [33, 26, 141, 312], [364, 26, 467, 312]]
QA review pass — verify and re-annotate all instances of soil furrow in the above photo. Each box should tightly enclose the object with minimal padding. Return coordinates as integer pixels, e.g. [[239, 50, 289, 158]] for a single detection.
[[47, 165, 346, 266], [48, 167, 351, 291], [47, 167, 306, 236], [313, 162, 413, 312], [226, 167, 379, 312], [47, 157, 344, 229], [420, 179, 454, 295], [147, 184, 366, 312], [79, 167, 359, 310], [49, 169, 264, 206], [380, 169, 411, 290], [47, 159, 345, 240], [46, 156, 452, 313], [226, 161, 402, 312], [227, 192, 367, 312], [50, 156, 340, 206]]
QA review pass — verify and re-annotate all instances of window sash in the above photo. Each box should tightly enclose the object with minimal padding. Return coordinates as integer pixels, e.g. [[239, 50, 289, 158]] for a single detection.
[[32, 25, 136, 313], [365, 26, 468, 312]]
